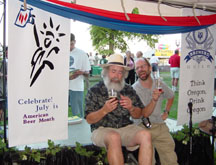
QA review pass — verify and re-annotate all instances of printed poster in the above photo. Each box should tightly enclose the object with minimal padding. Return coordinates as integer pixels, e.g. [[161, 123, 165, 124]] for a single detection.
[[8, 0, 70, 147], [177, 9, 215, 125]]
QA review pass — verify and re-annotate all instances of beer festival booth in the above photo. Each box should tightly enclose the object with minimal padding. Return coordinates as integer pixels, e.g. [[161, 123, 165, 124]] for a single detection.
[[1, 0, 216, 164]]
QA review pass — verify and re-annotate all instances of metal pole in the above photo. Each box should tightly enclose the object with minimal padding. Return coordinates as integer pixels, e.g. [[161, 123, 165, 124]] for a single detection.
[[211, 116, 216, 165], [2, 0, 8, 147], [188, 102, 193, 165]]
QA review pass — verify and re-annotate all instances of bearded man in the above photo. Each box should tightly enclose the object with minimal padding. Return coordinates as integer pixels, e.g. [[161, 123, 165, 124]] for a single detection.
[[85, 54, 154, 165]]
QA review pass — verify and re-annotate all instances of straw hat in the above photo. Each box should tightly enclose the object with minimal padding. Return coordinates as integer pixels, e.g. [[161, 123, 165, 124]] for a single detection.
[[100, 53, 130, 70]]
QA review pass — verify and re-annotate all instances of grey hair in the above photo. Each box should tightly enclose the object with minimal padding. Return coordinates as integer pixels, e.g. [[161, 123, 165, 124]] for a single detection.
[[101, 66, 129, 79]]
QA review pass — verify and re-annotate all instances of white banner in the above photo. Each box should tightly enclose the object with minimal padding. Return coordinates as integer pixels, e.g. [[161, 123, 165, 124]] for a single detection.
[[177, 9, 215, 125], [8, 0, 70, 147]]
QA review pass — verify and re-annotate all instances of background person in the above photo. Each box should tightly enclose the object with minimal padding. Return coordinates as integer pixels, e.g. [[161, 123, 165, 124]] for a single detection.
[[88, 52, 95, 77], [124, 50, 135, 85], [136, 51, 143, 60], [149, 53, 159, 79], [169, 49, 180, 92], [133, 58, 178, 165], [99, 55, 108, 64], [135, 51, 143, 80], [85, 54, 153, 165], [69, 33, 91, 121], [94, 53, 100, 66]]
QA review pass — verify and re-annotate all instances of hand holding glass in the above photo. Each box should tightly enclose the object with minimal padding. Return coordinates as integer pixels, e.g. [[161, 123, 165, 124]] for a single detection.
[[156, 78, 162, 92]]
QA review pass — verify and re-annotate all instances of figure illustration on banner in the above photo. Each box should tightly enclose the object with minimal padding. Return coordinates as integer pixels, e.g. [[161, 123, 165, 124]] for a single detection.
[[14, 5, 66, 87], [29, 17, 66, 87]]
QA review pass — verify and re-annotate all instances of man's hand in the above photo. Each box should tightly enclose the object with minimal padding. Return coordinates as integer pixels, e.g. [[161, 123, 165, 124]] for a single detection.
[[161, 112, 169, 120], [103, 98, 118, 114], [69, 70, 84, 80], [152, 89, 162, 102], [119, 95, 133, 112]]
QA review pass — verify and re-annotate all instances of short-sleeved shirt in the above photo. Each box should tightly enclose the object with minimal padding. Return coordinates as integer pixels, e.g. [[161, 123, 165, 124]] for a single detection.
[[85, 81, 145, 132], [133, 79, 174, 124], [89, 56, 95, 66], [149, 56, 159, 64], [69, 47, 91, 91], [99, 58, 108, 64], [169, 54, 180, 68]]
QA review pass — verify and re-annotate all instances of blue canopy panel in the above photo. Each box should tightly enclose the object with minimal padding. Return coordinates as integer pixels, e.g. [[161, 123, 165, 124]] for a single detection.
[[20, 0, 210, 34]]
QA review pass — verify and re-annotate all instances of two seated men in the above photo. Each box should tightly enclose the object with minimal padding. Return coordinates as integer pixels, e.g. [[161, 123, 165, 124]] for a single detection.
[[85, 54, 178, 165]]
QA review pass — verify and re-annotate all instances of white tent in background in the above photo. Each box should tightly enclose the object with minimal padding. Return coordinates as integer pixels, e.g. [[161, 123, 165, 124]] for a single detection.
[[73, 0, 216, 16]]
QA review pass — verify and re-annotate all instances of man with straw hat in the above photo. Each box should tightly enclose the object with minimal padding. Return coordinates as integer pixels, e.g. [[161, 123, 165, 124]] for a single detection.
[[85, 53, 159, 165]]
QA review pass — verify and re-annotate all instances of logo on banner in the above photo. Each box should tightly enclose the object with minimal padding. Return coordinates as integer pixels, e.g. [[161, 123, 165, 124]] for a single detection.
[[14, 5, 66, 87], [14, 5, 34, 27], [184, 28, 214, 64]]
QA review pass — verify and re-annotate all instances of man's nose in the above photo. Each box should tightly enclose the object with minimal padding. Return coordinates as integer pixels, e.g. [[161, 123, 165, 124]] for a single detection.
[[114, 73, 121, 79], [137, 67, 142, 72], [113, 74, 119, 79]]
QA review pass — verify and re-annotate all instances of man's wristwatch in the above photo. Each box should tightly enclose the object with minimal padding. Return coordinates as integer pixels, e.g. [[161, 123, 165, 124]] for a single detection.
[[164, 110, 170, 115]]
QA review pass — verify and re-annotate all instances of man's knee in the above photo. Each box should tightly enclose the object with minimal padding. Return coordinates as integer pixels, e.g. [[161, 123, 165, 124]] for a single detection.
[[105, 131, 121, 146], [137, 130, 152, 143]]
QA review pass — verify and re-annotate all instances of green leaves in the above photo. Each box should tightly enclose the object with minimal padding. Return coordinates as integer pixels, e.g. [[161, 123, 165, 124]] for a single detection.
[[131, 7, 139, 14], [89, 25, 159, 56], [74, 142, 94, 157], [171, 124, 208, 145], [20, 146, 45, 163], [0, 138, 9, 153], [96, 147, 108, 164], [45, 139, 61, 156], [74, 142, 108, 164], [0, 138, 108, 164], [18, 139, 61, 163]]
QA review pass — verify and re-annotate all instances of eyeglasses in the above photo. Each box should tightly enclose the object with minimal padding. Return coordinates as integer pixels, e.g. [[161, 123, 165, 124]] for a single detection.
[[135, 64, 148, 71]]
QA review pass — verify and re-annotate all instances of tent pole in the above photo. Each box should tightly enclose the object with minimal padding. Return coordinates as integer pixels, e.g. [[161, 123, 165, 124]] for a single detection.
[[2, 0, 8, 147]]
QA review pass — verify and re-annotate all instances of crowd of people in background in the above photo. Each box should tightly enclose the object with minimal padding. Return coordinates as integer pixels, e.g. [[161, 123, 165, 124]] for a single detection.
[[69, 45, 180, 124], [85, 49, 180, 89]]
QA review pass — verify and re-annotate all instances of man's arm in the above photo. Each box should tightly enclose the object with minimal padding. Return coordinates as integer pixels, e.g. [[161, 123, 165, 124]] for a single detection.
[[165, 96, 174, 112], [128, 107, 142, 119], [142, 89, 161, 117], [69, 70, 89, 80], [161, 96, 174, 120], [86, 107, 108, 124], [82, 71, 89, 77], [142, 99, 157, 117]]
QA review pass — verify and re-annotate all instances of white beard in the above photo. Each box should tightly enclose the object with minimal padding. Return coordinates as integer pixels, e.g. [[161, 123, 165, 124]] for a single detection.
[[103, 75, 125, 92]]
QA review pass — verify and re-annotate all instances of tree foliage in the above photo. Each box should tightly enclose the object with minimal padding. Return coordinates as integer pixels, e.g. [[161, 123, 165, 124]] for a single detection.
[[89, 26, 159, 56], [89, 7, 159, 56]]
